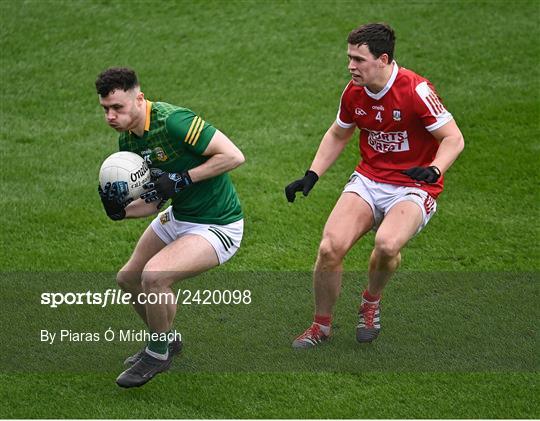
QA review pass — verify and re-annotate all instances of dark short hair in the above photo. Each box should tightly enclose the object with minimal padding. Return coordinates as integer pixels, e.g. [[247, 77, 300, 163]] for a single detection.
[[95, 67, 139, 97], [347, 23, 396, 62]]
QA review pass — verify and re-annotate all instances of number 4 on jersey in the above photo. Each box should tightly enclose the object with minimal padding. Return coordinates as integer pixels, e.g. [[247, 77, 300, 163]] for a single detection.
[[375, 111, 383, 122]]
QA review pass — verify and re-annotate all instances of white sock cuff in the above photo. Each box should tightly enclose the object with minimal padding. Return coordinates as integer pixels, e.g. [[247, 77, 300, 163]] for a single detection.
[[362, 297, 380, 304], [145, 347, 169, 360], [314, 323, 331, 334]]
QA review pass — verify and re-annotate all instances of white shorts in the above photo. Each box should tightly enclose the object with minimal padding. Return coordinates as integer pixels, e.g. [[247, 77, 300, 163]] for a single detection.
[[343, 172, 437, 234], [150, 206, 244, 264]]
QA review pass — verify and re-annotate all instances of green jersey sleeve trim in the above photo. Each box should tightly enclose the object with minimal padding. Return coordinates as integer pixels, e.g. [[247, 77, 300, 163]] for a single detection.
[[165, 110, 217, 155]]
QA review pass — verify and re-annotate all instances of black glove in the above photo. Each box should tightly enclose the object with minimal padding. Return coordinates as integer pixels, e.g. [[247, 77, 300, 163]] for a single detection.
[[140, 171, 192, 203], [402, 166, 441, 184], [98, 181, 131, 221], [285, 170, 319, 203]]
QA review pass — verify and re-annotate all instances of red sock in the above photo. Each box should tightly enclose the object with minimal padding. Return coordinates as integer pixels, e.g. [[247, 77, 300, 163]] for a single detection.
[[362, 289, 381, 303], [314, 314, 332, 327]]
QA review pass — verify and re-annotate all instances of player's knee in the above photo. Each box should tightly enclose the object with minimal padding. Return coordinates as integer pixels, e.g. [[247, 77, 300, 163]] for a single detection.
[[140, 270, 163, 291], [374, 236, 401, 257], [140, 262, 175, 291], [116, 269, 140, 291], [318, 236, 347, 265]]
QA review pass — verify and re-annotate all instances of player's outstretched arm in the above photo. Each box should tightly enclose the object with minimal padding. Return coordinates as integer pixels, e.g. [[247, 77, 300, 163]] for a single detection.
[[310, 122, 356, 178], [285, 122, 355, 202]]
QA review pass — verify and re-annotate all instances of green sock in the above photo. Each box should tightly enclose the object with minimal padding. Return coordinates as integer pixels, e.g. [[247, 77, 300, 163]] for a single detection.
[[147, 330, 170, 355]]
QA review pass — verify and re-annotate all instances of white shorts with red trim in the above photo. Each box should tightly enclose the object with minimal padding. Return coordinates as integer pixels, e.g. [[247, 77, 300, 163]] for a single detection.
[[150, 206, 243, 264], [343, 172, 437, 234]]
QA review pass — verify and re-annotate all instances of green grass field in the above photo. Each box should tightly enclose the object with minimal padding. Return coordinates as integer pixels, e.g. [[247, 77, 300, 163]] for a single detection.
[[1, 0, 539, 418]]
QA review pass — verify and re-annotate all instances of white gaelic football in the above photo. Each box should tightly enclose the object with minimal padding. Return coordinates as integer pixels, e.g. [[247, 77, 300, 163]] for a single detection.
[[99, 152, 150, 201]]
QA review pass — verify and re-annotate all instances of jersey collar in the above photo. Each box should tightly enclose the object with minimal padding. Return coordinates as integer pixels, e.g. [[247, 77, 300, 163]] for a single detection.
[[128, 100, 152, 137], [144, 100, 152, 132], [364, 61, 398, 100]]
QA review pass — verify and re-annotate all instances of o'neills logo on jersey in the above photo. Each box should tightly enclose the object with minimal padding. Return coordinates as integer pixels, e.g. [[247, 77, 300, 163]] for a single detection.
[[367, 130, 410, 153]]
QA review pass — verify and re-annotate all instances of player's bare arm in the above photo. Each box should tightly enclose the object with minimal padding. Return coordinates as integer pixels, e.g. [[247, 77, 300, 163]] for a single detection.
[[189, 130, 245, 182], [402, 120, 465, 184], [429, 120, 465, 175], [140, 130, 245, 205], [125, 198, 161, 218], [285, 122, 355, 202], [310, 122, 356, 177]]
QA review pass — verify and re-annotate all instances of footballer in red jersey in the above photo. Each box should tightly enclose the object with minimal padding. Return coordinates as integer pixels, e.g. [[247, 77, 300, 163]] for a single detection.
[[286, 23, 464, 348]]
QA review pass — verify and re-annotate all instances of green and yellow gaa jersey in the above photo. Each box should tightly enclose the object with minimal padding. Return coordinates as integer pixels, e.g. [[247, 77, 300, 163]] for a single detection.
[[118, 101, 243, 225]]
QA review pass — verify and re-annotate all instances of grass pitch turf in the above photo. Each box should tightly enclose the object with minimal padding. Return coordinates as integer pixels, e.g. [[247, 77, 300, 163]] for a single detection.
[[1, 0, 539, 418]]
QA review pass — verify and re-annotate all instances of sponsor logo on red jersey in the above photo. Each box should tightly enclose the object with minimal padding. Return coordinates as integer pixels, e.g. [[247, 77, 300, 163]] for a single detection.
[[366, 130, 409, 153]]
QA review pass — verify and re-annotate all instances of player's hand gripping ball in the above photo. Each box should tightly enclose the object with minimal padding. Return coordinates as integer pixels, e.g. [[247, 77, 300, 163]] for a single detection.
[[98, 151, 151, 220], [98, 182, 131, 221], [99, 151, 151, 201], [141, 171, 193, 203]]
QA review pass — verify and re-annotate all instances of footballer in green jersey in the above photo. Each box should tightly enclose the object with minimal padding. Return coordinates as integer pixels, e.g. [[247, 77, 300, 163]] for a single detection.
[[96, 67, 245, 388]]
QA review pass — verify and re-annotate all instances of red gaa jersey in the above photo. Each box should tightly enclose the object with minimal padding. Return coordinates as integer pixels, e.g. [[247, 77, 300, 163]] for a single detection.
[[337, 62, 453, 198]]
